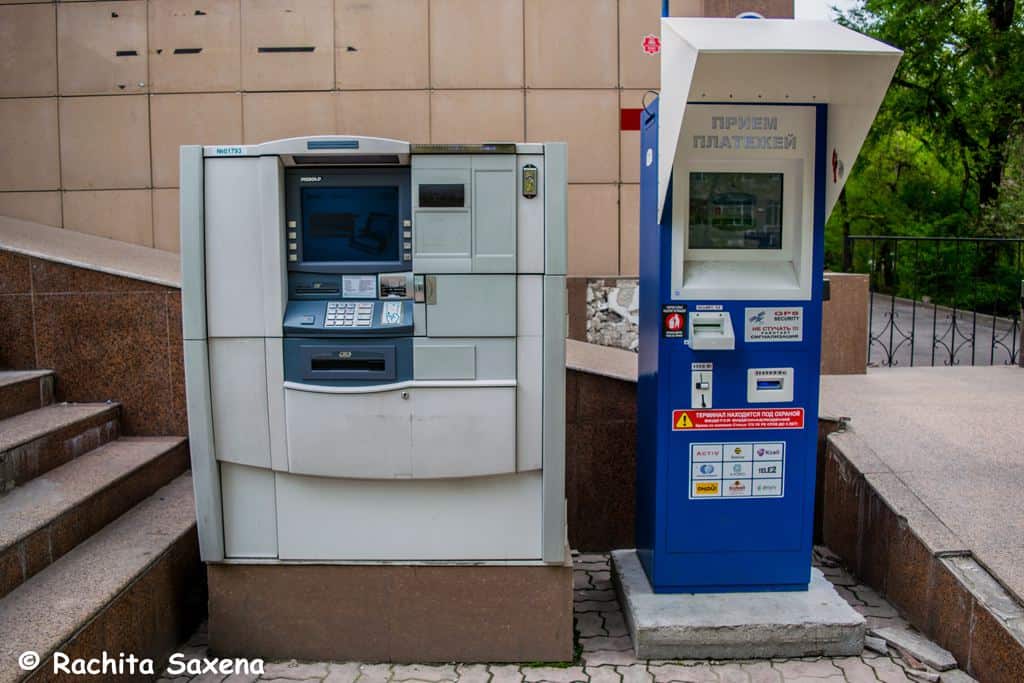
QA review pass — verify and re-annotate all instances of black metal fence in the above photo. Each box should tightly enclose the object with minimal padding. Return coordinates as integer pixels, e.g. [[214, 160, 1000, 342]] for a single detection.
[[843, 235, 1022, 367]]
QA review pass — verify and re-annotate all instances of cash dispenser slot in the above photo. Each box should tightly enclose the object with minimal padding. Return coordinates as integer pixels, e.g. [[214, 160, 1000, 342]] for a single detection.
[[299, 344, 396, 382]]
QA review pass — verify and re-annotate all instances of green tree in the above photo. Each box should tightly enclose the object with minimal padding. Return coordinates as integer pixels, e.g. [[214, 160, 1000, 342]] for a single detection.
[[837, 0, 1024, 232]]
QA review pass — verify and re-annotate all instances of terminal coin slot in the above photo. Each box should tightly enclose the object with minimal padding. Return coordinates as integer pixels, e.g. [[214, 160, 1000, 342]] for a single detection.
[[691, 369, 713, 409], [687, 312, 735, 350]]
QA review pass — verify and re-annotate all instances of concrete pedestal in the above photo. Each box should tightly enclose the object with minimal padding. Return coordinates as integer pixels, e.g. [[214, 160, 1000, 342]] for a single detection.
[[612, 550, 865, 659], [207, 562, 573, 663]]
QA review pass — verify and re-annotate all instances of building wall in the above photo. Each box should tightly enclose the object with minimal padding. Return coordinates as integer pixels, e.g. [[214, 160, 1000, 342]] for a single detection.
[[0, 0, 792, 275]]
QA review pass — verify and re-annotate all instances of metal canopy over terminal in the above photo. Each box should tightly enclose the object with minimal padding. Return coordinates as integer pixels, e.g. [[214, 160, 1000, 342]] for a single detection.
[[657, 18, 902, 221]]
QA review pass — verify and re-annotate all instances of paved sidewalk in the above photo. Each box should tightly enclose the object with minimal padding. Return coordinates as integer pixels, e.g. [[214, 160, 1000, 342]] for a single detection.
[[822, 366, 1024, 604], [160, 551, 971, 683]]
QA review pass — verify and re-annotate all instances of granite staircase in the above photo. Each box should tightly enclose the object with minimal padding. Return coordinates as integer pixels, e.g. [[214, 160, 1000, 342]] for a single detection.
[[0, 370, 203, 682]]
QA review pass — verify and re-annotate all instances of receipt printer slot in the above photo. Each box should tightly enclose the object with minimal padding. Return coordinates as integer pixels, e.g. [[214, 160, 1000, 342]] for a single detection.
[[688, 312, 735, 350]]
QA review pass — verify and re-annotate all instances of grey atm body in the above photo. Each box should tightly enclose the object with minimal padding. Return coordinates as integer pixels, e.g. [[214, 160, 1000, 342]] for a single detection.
[[180, 137, 568, 564]]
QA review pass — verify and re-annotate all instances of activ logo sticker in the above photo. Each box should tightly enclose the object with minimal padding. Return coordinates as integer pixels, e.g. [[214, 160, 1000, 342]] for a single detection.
[[212, 146, 244, 156]]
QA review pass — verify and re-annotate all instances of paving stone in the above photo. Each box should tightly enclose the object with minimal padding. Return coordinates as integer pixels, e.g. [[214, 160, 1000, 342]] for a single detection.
[[833, 657, 879, 683], [870, 628, 957, 671], [852, 586, 889, 608], [578, 554, 609, 565], [582, 650, 640, 667], [357, 663, 393, 683], [708, 663, 747, 683], [392, 664, 458, 681], [575, 589, 619, 603], [261, 679, 321, 683], [586, 665, 622, 683], [906, 671, 940, 683], [603, 612, 629, 638], [520, 665, 587, 682], [262, 660, 331, 679], [864, 635, 890, 655], [576, 600, 622, 613], [648, 663, 719, 682], [577, 611, 607, 638], [591, 571, 612, 584], [323, 662, 361, 683], [853, 602, 901, 619], [834, 585, 864, 606], [580, 636, 633, 652], [937, 671, 976, 683], [771, 660, 842, 679], [191, 674, 228, 683], [865, 615, 908, 632], [867, 658, 914, 683], [738, 662, 779, 683], [617, 664, 653, 683], [830, 574, 858, 588], [574, 571, 593, 590], [489, 664, 525, 683], [455, 664, 490, 683]]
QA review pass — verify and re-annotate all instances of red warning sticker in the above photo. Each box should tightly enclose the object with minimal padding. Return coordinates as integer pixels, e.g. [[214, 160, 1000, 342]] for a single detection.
[[672, 408, 804, 431], [642, 34, 662, 54]]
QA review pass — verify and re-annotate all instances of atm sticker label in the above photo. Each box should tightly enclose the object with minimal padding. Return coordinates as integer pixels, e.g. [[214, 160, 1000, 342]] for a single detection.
[[673, 408, 804, 431], [692, 481, 721, 497], [752, 479, 784, 497], [662, 304, 687, 339], [745, 307, 803, 342], [382, 301, 403, 325], [688, 442, 786, 500]]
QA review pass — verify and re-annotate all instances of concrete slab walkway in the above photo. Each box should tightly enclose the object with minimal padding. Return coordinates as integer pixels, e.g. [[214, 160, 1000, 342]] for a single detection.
[[160, 552, 971, 683], [821, 365, 1024, 603]]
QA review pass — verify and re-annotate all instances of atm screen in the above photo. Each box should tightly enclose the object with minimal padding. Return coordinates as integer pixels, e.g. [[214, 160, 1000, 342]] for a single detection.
[[301, 186, 400, 263], [688, 172, 783, 250]]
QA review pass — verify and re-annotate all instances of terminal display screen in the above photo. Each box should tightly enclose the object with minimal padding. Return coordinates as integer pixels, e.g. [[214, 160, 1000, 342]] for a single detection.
[[688, 172, 783, 250], [301, 187, 401, 263]]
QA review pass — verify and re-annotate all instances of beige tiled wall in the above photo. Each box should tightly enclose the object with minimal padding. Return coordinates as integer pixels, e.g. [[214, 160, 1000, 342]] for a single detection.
[[0, 0, 794, 271]]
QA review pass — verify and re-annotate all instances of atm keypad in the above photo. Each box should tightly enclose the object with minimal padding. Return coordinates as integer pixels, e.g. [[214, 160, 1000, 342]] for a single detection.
[[325, 302, 374, 328]]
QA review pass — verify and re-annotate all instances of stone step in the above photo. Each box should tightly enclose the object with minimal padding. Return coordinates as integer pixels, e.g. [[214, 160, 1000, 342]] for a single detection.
[[0, 371, 54, 421], [0, 474, 204, 683], [0, 436, 189, 600], [0, 402, 120, 493]]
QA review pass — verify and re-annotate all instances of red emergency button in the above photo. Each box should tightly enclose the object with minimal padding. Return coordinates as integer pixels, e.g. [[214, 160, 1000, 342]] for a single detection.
[[664, 312, 684, 331]]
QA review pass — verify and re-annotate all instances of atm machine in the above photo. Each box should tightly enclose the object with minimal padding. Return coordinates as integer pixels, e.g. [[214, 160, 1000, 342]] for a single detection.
[[636, 19, 900, 593], [180, 137, 571, 661]]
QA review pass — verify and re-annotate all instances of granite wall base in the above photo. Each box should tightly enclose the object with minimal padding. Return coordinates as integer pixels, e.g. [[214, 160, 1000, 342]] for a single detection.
[[207, 563, 574, 663]]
